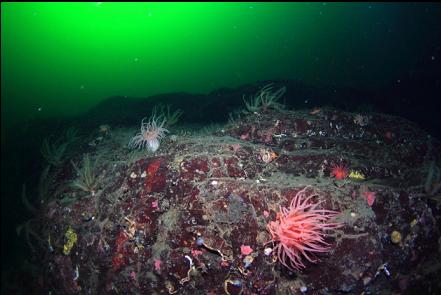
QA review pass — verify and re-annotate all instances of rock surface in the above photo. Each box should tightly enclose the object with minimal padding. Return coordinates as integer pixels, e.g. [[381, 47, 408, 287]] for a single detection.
[[30, 107, 441, 294]]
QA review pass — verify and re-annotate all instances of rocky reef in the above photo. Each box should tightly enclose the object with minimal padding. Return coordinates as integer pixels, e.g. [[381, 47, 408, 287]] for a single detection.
[[23, 107, 441, 294]]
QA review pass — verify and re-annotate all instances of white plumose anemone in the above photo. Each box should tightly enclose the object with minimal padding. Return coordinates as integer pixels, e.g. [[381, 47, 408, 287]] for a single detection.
[[128, 115, 169, 152]]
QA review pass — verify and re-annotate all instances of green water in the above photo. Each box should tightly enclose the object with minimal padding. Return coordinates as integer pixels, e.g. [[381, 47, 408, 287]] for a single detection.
[[3, 2, 438, 127]]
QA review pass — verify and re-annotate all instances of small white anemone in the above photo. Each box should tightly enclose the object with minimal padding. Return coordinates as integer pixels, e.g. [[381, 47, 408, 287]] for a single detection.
[[128, 115, 169, 152]]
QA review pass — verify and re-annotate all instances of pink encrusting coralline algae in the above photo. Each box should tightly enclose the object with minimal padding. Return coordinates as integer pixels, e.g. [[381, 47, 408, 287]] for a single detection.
[[267, 186, 343, 271]]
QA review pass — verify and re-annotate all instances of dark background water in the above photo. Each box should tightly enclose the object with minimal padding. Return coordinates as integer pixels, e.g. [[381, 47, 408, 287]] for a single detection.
[[1, 2, 440, 287]]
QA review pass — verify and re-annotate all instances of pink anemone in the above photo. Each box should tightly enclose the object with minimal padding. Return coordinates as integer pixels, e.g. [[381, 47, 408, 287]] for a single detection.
[[267, 186, 343, 270]]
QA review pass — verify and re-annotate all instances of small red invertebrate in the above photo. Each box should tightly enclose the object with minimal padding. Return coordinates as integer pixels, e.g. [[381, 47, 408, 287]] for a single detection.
[[240, 245, 253, 256], [331, 164, 349, 180], [154, 259, 162, 271], [363, 191, 376, 206]]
